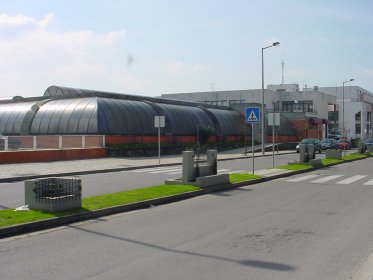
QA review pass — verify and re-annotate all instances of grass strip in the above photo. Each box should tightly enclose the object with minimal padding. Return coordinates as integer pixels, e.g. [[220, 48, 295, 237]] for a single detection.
[[0, 184, 198, 228], [275, 163, 312, 171], [229, 173, 261, 183], [341, 153, 368, 160]]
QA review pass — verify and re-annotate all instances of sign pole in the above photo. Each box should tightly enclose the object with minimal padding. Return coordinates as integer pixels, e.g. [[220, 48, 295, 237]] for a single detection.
[[245, 107, 260, 175], [158, 125, 161, 165], [272, 123, 275, 168], [154, 116, 165, 165], [252, 125, 255, 174]]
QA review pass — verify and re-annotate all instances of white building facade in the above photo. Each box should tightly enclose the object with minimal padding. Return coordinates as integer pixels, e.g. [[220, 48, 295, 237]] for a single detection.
[[318, 86, 373, 140], [163, 84, 373, 140], [163, 84, 336, 140]]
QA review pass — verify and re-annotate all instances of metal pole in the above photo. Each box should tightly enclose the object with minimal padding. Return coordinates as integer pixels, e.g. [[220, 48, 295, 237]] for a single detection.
[[252, 125, 255, 174], [244, 124, 247, 155], [342, 78, 354, 138], [261, 48, 265, 155], [342, 82, 345, 138], [272, 124, 275, 168], [158, 125, 161, 164], [261, 42, 280, 154]]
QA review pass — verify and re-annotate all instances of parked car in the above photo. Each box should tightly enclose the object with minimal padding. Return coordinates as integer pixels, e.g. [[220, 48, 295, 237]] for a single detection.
[[327, 134, 341, 140], [296, 138, 322, 153], [336, 139, 351, 150], [320, 138, 338, 150], [363, 139, 373, 151]]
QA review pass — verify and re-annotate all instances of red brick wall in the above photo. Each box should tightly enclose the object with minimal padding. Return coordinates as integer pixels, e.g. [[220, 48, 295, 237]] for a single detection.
[[0, 148, 107, 164]]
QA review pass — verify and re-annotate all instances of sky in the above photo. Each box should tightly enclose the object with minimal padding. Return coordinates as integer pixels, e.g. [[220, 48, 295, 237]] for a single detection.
[[0, 0, 372, 98]]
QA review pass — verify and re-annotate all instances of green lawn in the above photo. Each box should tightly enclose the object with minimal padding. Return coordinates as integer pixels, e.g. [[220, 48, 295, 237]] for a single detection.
[[0, 172, 265, 228], [275, 163, 312, 171], [229, 173, 261, 183], [0, 184, 199, 228]]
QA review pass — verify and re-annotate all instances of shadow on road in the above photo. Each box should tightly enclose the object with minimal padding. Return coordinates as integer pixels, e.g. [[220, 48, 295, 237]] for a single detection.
[[69, 224, 296, 272]]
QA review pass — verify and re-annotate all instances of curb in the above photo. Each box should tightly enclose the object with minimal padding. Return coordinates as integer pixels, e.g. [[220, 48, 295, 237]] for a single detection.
[[0, 151, 296, 183], [1, 153, 369, 239]]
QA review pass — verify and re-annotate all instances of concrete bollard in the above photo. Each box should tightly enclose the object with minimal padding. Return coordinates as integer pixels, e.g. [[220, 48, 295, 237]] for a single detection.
[[182, 151, 195, 183]]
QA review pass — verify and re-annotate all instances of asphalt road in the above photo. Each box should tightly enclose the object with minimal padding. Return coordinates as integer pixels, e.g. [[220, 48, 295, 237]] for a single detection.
[[1, 157, 373, 279], [0, 152, 302, 209]]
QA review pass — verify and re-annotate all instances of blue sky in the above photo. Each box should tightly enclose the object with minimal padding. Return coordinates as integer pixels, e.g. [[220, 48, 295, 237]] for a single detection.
[[0, 0, 372, 98]]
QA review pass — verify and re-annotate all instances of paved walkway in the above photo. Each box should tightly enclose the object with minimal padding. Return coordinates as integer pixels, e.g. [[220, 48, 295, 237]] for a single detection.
[[0, 147, 295, 180]]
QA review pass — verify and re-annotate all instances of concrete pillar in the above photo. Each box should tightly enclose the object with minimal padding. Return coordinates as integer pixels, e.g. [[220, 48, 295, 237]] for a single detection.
[[308, 145, 315, 159], [299, 144, 308, 163], [207, 150, 217, 175], [182, 151, 195, 183]]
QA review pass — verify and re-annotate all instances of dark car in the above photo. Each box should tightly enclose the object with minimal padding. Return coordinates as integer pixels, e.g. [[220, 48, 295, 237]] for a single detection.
[[364, 139, 373, 152], [336, 139, 351, 150], [296, 138, 322, 153], [321, 138, 338, 150]]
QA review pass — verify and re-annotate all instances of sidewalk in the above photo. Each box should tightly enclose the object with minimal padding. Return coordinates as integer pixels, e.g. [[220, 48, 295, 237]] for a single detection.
[[0, 147, 295, 181]]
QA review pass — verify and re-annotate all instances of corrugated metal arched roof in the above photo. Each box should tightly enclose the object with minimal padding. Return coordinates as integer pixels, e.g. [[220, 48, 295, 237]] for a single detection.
[[30, 98, 98, 134], [0, 102, 36, 135], [0, 86, 244, 136]]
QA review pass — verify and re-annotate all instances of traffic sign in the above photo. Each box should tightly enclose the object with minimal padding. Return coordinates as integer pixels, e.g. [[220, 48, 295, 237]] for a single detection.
[[245, 107, 260, 123], [268, 113, 280, 126]]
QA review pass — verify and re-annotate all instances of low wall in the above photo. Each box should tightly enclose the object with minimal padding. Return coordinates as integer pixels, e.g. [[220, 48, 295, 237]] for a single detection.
[[0, 148, 107, 164]]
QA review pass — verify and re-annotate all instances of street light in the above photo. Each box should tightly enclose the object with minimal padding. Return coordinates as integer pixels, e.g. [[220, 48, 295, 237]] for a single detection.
[[261, 41, 280, 154], [342, 78, 354, 138]]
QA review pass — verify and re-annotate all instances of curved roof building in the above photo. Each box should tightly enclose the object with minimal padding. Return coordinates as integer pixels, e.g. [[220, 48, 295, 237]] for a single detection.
[[0, 86, 244, 136]]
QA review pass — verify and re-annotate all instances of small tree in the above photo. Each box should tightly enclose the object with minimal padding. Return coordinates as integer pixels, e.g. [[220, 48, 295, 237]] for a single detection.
[[198, 124, 215, 145]]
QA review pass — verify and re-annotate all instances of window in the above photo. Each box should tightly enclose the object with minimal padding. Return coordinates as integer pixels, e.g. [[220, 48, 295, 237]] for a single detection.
[[367, 112, 372, 134], [355, 112, 361, 134], [282, 100, 313, 113], [229, 99, 244, 106]]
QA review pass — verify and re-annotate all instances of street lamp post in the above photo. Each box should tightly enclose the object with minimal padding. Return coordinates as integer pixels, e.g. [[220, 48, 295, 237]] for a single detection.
[[342, 78, 354, 138], [261, 41, 280, 154]]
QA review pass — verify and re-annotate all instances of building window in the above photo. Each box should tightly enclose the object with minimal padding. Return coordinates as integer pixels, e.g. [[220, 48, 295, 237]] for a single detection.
[[229, 99, 245, 106], [367, 112, 372, 135], [355, 111, 361, 135], [282, 100, 313, 113]]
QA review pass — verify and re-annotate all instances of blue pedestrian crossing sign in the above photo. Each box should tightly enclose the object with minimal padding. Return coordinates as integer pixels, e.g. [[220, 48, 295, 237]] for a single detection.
[[245, 107, 260, 123]]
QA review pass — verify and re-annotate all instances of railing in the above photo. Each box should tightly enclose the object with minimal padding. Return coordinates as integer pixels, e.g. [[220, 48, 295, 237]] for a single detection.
[[0, 135, 105, 151]]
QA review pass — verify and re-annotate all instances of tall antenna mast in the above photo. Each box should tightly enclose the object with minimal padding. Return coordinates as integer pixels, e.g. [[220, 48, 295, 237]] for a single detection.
[[209, 82, 218, 92], [281, 57, 285, 84]]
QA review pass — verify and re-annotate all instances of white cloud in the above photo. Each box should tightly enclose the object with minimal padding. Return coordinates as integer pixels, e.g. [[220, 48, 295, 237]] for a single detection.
[[0, 13, 130, 97], [165, 61, 212, 75], [192, 64, 212, 72], [0, 13, 54, 28], [362, 68, 373, 77], [165, 61, 185, 74]]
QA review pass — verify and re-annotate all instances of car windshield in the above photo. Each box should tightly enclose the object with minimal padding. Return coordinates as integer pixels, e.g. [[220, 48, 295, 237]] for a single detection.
[[321, 139, 333, 143], [300, 139, 316, 144], [338, 139, 348, 143]]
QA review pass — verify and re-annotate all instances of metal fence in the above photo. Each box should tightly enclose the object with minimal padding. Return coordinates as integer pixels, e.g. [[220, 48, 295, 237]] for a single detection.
[[33, 177, 82, 204], [0, 135, 105, 151]]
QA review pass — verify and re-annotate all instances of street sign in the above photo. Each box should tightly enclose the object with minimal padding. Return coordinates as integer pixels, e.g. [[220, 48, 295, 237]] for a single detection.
[[268, 113, 280, 126], [154, 116, 165, 164], [245, 107, 260, 123], [154, 116, 165, 128]]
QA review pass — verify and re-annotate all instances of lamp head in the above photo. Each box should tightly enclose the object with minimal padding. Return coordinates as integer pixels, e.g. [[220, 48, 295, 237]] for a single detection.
[[350, 78, 354, 82], [273, 42, 280, 46]]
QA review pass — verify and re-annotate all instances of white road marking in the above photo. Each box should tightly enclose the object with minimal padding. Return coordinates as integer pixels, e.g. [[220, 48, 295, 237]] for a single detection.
[[310, 174, 344, 183], [149, 168, 182, 174], [131, 166, 178, 172], [336, 175, 367, 185], [363, 179, 373, 186], [286, 174, 320, 182]]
